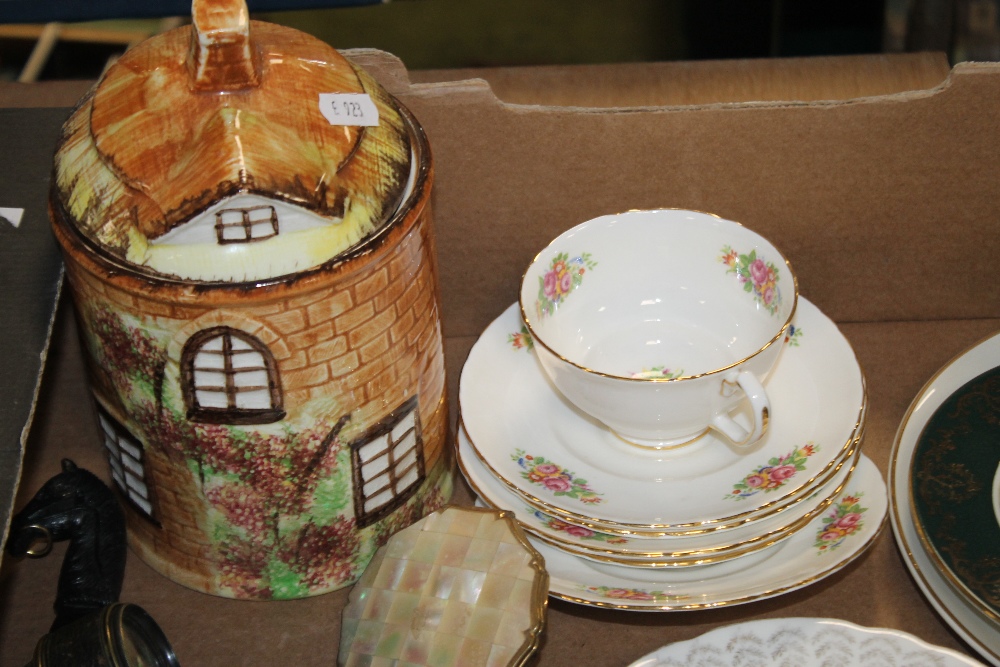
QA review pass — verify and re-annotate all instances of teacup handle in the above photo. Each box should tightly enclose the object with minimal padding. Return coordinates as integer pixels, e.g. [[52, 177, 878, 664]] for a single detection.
[[712, 370, 770, 447]]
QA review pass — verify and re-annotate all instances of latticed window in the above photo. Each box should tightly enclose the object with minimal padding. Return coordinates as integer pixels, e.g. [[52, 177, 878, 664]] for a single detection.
[[97, 407, 156, 522], [350, 396, 425, 527], [215, 205, 279, 244], [181, 327, 284, 425]]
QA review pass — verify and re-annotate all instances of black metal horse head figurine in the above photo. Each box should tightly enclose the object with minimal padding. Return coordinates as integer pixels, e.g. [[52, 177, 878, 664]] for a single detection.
[[7, 458, 127, 631]]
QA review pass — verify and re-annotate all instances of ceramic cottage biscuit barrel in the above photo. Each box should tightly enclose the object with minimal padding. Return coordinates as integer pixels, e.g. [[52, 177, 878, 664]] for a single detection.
[[48, 0, 452, 599]]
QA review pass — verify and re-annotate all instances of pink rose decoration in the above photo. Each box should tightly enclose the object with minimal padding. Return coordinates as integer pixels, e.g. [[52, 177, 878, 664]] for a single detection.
[[749, 258, 769, 284], [625, 591, 654, 601], [605, 588, 653, 601], [746, 474, 766, 488], [769, 464, 796, 482], [564, 525, 595, 538], [762, 286, 775, 305], [836, 513, 862, 529], [543, 271, 558, 298], [515, 449, 603, 503], [821, 529, 842, 542], [604, 588, 631, 598], [543, 476, 572, 493], [559, 271, 573, 294]]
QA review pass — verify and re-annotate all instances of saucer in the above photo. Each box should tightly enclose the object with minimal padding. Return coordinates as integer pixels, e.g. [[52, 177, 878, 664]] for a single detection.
[[890, 331, 1000, 665], [457, 420, 861, 564], [528, 454, 885, 610], [459, 298, 866, 533], [628, 617, 984, 666]]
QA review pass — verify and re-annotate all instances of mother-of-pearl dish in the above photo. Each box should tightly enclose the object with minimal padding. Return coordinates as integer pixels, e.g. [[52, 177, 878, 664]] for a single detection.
[[459, 299, 865, 535], [627, 617, 984, 666], [890, 331, 1000, 666], [458, 421, 861, 565], [525, 454, 886, 610]]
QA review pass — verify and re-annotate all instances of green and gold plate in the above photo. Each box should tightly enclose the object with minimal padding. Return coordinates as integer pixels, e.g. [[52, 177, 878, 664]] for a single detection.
[[912, 363, 1000, 624]]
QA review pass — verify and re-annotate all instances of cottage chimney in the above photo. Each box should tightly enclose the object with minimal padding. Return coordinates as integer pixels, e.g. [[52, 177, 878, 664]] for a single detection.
[[189, 0, 260, 91]]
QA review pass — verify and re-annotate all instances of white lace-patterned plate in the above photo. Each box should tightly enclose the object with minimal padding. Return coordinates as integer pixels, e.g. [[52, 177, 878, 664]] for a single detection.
[[459, 299, 865, 533], [628, 617, 983, 666], [890, 331, 1000, 666], [528, 455, 886, 611], [458, 422, 860, 564]]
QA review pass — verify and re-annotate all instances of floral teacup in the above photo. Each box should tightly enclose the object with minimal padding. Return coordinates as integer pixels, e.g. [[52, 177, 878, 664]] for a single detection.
[[519, 209, 797, 450]]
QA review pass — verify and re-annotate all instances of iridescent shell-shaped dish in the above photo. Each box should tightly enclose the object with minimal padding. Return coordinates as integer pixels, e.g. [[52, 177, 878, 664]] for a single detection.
[[48, 0, 452, 599], [339, 506, 548, 667]]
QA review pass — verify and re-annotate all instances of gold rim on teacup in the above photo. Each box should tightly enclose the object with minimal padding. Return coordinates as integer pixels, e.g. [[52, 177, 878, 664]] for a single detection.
[[518, 209, 799, 450], [517, 208, 800, 384]]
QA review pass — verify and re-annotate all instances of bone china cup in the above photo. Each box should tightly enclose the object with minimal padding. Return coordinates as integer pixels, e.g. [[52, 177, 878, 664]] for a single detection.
[[519, 209, 797, 449]]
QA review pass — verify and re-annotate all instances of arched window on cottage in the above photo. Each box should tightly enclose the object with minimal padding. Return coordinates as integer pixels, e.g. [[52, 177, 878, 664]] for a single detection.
[[181, 327, 285, 425], [97, 405, 157, 523], [350, 396, 426, 528], [215, 204, 279, 244]]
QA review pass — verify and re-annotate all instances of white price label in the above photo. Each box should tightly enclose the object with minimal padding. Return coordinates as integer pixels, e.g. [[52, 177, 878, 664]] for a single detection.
[[0, 207, 24, 228], [318, 93, 380, 127]]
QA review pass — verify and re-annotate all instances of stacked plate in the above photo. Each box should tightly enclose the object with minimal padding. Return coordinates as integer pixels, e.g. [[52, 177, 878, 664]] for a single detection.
[[890, 331, 1000, 664], [458, 297, 888, 610]]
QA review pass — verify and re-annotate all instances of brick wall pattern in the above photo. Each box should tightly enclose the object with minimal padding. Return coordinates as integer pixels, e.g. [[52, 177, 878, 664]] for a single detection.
[[53, 156, 454, 597]]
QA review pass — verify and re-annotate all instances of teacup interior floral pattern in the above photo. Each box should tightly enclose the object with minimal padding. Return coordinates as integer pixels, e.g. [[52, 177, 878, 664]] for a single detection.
[[726, 444, 818, 500], [512, 448, 603, 504], [815, 492, 866, 553], [720, 245, 782, 315], [535, 252, 597, 318]]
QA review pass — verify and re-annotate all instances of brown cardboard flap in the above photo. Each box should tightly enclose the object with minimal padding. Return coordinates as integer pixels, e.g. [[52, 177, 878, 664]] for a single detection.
[[353, 51, 954, 107], [348, 51, 999, 336], [0, 108, 69, 555]]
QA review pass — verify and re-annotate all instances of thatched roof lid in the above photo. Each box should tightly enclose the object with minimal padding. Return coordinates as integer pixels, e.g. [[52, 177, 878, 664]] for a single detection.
[[52, 0, 412, 279]]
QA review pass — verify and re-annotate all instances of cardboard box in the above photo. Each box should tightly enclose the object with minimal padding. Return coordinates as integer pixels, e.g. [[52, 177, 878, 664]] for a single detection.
[[0, 108, 66, 554], [0, 52, 998, 666]]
